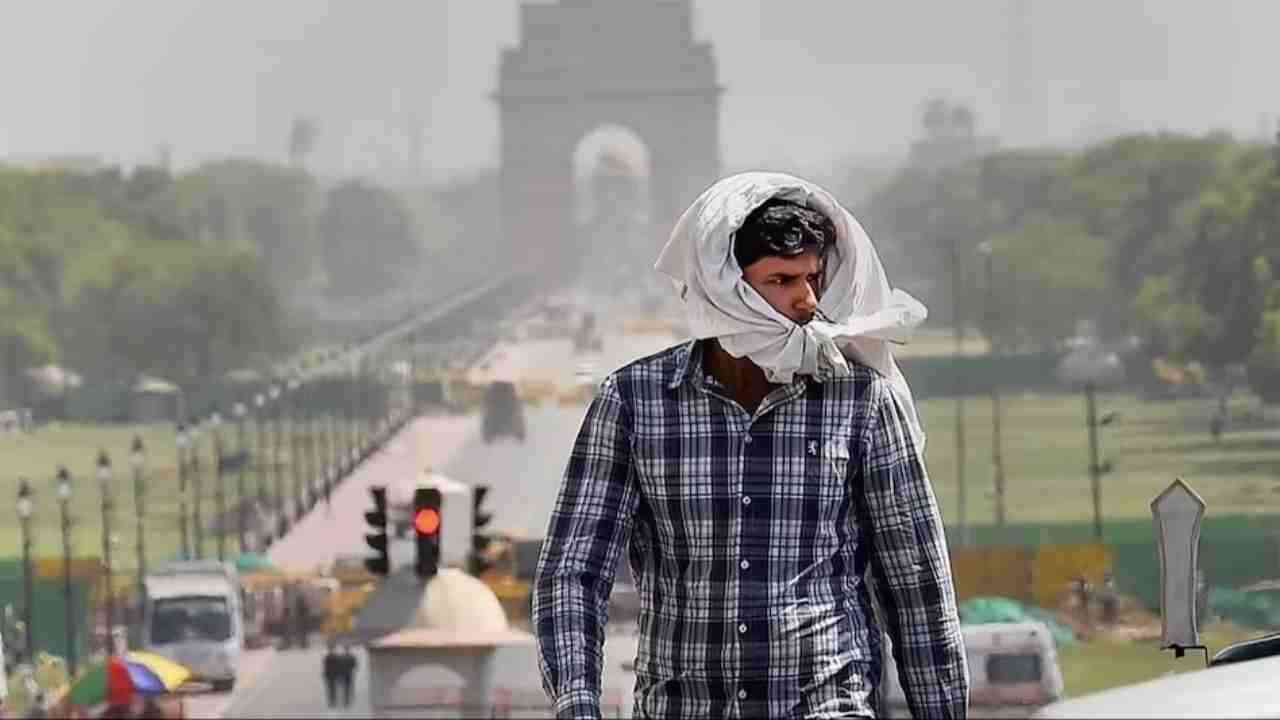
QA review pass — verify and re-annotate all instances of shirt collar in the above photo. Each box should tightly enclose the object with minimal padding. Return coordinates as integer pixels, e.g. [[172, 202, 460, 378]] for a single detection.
[[667, 339, 703, 389]]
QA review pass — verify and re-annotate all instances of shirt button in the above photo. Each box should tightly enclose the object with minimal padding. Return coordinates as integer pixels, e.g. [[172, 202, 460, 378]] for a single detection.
[[741, 496, 751, 506], [738, 689, 748, 700], [738, 623, 748, 634], [743, 435, 753, 444], [740, 559, 750, 570]]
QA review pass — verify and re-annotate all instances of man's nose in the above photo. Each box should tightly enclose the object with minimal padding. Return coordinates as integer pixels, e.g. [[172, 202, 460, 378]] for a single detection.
[[796, 285, 818, 314]]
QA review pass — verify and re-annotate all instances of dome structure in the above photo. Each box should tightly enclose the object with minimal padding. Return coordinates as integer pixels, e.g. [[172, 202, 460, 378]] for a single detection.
[[414, 568, 509, 632]]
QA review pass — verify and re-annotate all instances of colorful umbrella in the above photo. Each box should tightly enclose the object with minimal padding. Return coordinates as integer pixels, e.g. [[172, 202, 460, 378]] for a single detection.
[[65, 652, 192, 707]]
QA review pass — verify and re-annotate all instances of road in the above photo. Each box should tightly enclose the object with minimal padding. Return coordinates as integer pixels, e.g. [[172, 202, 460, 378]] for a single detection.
[[208, 321, 681, 718]]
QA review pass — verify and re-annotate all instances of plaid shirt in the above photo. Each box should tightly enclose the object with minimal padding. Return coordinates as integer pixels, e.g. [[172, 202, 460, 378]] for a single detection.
[[534, 341, 968, 719]]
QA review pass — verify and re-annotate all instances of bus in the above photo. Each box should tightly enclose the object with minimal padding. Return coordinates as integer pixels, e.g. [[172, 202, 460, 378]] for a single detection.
[[140, 560, 244, 691]]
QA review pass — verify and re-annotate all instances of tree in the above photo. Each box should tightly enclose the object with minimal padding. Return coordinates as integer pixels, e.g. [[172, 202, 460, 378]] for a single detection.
[[317, 180, 420, 298]]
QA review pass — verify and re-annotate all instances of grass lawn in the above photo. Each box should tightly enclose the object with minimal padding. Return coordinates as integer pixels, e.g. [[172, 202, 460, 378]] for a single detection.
[[917, 390, 1280, 527], [1058, 623, 1258, 698], [0, 420, 339, 577]]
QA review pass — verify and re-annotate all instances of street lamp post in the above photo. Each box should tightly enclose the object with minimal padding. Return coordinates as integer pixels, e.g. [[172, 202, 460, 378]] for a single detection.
[[57, 467, 76, 676], [269, 384, 283, 537], [210, 412, 225, 561], [233, 402, 248, 553], [977, 241, 1008, 526], [96, 449, 115, 650], [287, 378, 302, 520], [190, 423, 204, 560], [1058, 342, 1124, 541], [17, 478, 34, 662], [254, 393, 267, 511], [130, 436, 147, 602], [176, 424, 190, 560]]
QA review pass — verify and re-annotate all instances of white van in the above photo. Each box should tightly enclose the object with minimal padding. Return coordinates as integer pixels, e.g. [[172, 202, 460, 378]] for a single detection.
[[140, 560, 243, 691], [882, 622, 1064, 718]]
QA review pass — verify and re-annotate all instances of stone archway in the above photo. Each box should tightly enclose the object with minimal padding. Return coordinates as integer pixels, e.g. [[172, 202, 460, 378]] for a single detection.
[[495, 0, 722, 283]]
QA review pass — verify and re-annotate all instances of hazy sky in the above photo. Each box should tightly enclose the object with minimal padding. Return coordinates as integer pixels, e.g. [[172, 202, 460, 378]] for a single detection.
[[2, 1, 1277, 182]]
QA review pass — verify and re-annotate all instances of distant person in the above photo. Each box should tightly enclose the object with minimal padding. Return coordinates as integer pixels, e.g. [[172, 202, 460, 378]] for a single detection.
[[321, 641, 341, 708], [292, 589, 310, 650], [534, 173, 969, 719], [337, 645, 358, 708]]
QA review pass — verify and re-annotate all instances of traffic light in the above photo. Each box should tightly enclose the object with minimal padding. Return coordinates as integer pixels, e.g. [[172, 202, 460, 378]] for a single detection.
[[413, 487, 443, 579], [470, 485, 496, 575], [364, 486, 390, 576]]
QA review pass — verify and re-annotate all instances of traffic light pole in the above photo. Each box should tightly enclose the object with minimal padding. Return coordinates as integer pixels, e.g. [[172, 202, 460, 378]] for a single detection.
[[364, 486, 390, 576]]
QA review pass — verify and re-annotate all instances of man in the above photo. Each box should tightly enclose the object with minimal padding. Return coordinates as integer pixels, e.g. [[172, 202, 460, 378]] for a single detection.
[[322, 640, 340, 708], [534, 172, 968, 719], [337, 644, 358, 708]]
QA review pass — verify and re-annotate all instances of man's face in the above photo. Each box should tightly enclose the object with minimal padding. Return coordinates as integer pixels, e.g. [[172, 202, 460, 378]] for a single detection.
[[741, 249, 824, 325]]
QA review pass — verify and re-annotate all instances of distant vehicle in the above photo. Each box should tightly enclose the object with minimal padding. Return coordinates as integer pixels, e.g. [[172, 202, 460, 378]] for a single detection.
[[881, 621, 1064, 718], [482, 381, 526, 444], [140, 560, 243, 691]]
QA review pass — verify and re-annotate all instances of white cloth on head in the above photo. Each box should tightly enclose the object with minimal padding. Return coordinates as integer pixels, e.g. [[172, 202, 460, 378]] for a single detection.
[[653, 170, 929, 447]]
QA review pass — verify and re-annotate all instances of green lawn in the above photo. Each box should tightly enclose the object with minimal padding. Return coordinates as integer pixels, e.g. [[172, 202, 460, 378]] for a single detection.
[[0, 420, 342, 576], [1058, 623, 1257, 698], [918, 391, 1280, 527]]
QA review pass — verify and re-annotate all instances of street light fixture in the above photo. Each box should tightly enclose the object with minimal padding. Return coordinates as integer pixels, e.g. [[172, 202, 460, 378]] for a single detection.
[[233, 402, 248, 553], [130, 435, 147, 602], [189, 421, 204, 559], [56, 466, 76, 675], [286, 378, 303, 517], [96, 449, 115, 649], [976, 240, 1008, 526], [210, 411, 225, 561], [17, 477, 34, 662], [268, 385, 284, 535], [176, 424, 190, 560], [1057, 342, 1125, 541]]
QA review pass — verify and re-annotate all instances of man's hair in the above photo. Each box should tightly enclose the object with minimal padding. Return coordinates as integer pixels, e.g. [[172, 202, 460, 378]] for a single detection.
[[733, 198, 836, 270]]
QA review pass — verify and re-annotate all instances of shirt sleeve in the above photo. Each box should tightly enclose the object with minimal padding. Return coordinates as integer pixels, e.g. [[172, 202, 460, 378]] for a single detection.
[[533, 374, 641, 720], [857, 378, 970, 719]]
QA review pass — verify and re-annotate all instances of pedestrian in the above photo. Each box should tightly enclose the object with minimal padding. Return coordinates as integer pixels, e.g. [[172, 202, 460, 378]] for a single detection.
[[321, 640, 340, 709], [533, 172, 969, 719], [337, 644, 358, 708]]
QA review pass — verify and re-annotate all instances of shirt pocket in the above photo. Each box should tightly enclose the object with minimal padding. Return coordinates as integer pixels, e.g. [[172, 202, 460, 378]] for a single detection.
[[804, 437, 852, 508]]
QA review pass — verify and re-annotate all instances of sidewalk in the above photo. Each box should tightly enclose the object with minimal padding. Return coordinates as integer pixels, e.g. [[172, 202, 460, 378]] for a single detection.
[[267, 413, 478, 573]]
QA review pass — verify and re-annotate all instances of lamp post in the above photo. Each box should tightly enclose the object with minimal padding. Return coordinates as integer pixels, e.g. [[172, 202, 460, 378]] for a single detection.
[[269, 384, 283, 537], [57, 467, 76, 675], [233, 402, 247, 553], [210, 411, 224, 561], [17, 477, 34, 662], [977, 241, 1008, 526], [1058, 341, 1124, 541], [254, 392, 267, 510], [287, 378, 302, 519], [176, 424, 190, 560], [130, 435, 147, 601], [96, 449, 115, 648], [190, 422, 203, 559]]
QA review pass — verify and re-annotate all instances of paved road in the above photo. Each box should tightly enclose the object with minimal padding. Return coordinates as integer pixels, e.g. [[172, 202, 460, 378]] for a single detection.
[[213, 325, 678, 718], [182, 414, 473, 718], [221, 646, 375, 719]]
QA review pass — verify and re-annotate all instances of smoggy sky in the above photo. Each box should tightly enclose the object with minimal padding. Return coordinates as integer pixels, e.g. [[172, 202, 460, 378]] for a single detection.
[[2, 1, 1276, 182]]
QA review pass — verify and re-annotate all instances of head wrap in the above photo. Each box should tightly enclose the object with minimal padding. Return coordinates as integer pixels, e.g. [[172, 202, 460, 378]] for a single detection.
[[654, 171, 928, 447]]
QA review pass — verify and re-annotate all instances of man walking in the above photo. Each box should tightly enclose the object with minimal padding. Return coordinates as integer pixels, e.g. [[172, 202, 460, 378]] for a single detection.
[[321, 640, 340, 709], [337, 644, 358, 708], [534, 172, 968, 718]]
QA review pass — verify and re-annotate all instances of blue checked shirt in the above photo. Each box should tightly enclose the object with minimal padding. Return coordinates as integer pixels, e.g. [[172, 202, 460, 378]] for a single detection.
[[534, 341, 968, 719]]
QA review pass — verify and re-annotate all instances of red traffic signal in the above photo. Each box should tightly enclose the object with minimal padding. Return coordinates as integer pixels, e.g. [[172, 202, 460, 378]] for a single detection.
[[414, 507, 441, 536], [413, 487, 443, 579]]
